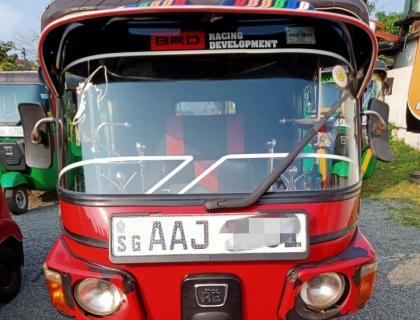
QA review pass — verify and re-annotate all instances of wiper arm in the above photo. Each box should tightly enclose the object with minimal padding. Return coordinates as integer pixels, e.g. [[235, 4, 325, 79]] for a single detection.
[[204, 93, 350, 211]]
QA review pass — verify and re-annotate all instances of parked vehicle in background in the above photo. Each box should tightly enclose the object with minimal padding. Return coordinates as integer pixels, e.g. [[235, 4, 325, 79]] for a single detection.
[[0, 71, 57, 214], [21, 1, 393, 319], [361, 61, 392, 179], [0, 187, 23, 302]]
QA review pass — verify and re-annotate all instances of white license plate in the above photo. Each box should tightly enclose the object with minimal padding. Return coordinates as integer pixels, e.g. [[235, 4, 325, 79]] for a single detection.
[[110, 213, 308, 264], [0, 126, 23, 137]]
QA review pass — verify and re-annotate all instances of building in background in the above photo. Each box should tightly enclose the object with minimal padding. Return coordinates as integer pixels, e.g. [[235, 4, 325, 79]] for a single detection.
[[379, 0, 420, 149], [404, 0, 420, 15]]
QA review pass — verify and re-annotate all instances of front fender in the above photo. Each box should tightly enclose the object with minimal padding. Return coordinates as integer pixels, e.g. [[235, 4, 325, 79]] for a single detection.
[[0, 172, 27, 189], [0, 218, 23, 244]]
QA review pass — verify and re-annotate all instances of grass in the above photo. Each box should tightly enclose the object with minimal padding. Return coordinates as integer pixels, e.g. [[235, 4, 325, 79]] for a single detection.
[[362, 126, 420, 228]]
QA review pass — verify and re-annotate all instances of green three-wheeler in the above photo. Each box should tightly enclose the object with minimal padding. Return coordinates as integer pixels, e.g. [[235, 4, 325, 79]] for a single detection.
[[0, 71, 57, 214]]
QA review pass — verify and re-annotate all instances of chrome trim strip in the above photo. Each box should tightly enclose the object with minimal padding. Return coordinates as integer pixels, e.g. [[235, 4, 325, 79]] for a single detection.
[[62, 49, 352, 74], [58, 155, 193, 194]]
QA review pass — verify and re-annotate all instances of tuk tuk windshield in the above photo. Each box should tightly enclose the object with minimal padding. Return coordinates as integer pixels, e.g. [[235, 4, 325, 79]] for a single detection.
[[62, 52, 360, 196], [0, 84, 49, 124]]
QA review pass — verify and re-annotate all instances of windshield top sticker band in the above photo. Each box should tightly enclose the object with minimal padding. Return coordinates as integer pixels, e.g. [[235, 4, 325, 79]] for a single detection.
[[151, 31, 279, 51], [125, 0, 314, 10], [151, 32, 206, 51], [286, 27, 316, 45], [209, 32, 278, 49]]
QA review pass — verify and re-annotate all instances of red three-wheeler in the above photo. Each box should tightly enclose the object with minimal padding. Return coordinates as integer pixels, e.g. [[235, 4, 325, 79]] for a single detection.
[[0, 188, 23, 302], [20, 0, 393, 319]]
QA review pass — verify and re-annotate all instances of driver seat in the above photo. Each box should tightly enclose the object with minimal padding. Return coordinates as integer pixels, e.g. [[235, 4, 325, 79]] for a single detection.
[[166, 114, 252, 193]]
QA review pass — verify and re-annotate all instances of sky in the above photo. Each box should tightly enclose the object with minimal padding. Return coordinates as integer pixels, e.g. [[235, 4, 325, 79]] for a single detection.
[[0, 0, 50, 41], [0, 0, 407, 44]]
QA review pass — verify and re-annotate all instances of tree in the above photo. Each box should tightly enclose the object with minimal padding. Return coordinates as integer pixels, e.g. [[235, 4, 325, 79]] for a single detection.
[[367, 0, 376, 15], [375, 11, 403, 35], [0, 41, 37, 71], [14, 31, 39, 61], [366, 0, 403, 36], [0, 41, 18, 71]]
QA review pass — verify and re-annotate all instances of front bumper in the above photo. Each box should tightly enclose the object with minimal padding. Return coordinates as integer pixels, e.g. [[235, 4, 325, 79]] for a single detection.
[[44, 238, 145, 320], [278, 231, 376, 320], [44, 230, 376, 320]]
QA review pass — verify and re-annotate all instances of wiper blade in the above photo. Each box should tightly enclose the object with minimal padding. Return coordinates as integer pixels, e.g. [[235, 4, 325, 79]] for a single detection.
[[204, 93, 350, 211]]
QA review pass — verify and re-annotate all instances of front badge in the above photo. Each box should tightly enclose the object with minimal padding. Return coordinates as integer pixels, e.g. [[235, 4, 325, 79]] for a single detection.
[[151, 32, 205, 51], [195, 284, 228, 308]]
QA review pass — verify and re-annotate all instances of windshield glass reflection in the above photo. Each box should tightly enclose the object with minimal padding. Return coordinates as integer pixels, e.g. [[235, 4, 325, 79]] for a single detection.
[[61, 53, 359, 195]]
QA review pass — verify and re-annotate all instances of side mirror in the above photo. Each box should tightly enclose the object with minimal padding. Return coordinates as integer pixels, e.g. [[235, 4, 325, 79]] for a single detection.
[[18, 103, 53, 169], [384, 77, 394, 96], [365, 99, 393, 163]]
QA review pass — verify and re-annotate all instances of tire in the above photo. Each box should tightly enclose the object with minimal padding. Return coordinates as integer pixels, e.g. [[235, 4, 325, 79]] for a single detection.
[[5, 187, 29, 215], [0, 246, 22, 303]]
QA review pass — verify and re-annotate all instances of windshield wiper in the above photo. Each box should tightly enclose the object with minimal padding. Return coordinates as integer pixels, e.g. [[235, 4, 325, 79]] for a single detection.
[[204, 93, 350, 211]]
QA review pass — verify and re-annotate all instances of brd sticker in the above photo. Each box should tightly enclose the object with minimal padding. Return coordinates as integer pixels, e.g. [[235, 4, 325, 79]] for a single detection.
[[332, 66, 348, 88]]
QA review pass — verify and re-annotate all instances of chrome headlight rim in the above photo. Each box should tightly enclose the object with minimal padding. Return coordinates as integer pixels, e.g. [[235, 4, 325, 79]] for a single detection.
[[299, 272, 347, 311], [74, 278, 124, 316]]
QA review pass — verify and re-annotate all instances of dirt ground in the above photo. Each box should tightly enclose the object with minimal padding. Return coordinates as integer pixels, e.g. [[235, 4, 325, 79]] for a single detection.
[[28, 190, 57, 210], [2, 195, 419, 320]]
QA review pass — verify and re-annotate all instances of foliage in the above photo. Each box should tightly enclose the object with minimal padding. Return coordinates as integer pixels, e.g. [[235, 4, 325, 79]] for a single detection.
[[375, 11, 403, 35], [367, 1, 403, 35], [0, 41, 17, 67], [362, 125, 420, 228], [367, 0, 376, 15], [0, 41, 37, 71]]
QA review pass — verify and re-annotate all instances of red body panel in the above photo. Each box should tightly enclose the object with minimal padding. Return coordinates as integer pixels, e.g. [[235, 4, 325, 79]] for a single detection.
[[277, 232, 376, 319], [0, 189, 23, 244], [39, 5, 378, 320], [46, 240, 145, 320], [44, 196, 376, 320], [60, 197, 359, 244], [47, 219, 374, 320]]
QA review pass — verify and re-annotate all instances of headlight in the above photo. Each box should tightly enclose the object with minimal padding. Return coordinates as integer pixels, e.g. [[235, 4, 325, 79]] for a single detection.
[[299, 273, 346, 311], [74, 278, 124, 316]]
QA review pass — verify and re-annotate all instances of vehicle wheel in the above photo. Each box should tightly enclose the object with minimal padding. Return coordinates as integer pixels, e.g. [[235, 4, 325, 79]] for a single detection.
[[0, 247, 22, 303], [5, 187, 29, 215]]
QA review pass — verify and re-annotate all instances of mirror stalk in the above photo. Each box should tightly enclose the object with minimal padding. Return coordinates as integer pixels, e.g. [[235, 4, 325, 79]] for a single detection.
[[31, 117, 55, 144], [362, 110, 387, 135]]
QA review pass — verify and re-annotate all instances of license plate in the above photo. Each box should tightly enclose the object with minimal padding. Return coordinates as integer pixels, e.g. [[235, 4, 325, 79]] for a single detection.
[[110, 213, 308, 264], [0, 126, 23, 137]]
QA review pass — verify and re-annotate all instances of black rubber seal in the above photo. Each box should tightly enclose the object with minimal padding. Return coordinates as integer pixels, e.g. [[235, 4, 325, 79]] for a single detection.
[[57, 183, 361, 208], [310, 223, 357, 245], [62, 225, 108, 249], [62, 220, 356, 250]]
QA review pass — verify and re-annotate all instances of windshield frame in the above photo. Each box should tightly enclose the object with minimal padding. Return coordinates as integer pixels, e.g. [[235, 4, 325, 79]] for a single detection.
[[57, 49, 362, 204]]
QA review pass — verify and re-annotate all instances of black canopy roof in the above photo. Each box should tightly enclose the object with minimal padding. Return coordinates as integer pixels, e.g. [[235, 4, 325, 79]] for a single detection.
[[41, 0, 370, 29], [39, 0, 375, 96]]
